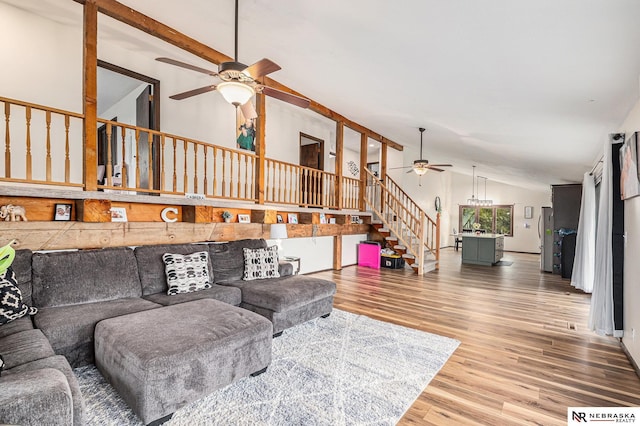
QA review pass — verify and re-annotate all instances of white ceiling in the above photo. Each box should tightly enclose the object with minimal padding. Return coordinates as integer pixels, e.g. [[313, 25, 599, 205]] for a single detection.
[[5, 0, 640, 190]]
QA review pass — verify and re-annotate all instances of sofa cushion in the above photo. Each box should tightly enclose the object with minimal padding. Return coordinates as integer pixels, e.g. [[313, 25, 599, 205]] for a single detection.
[[221, 275, 337, 312], [209, 239, 267, 283], [12, 249, 33, 306], [0, 267, 38, 325], [0, 368, 73, 426], [143, 284, 241, 306], [0, 316, 34, 339], [34, 298, 161, 367], [4, 354, 85, 426], [243, 246, 280, 280], [134, 243, 213, 296], [163, 251, 212, 295], [32, 247, 143, 308], [0, 329, 55, 370]]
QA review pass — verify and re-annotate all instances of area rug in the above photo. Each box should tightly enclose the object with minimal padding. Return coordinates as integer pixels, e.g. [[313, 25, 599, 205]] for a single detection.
[[74, 309, 459, 426]]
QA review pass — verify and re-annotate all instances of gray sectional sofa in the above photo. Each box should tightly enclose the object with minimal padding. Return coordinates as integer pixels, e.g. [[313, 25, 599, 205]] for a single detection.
[[0, 239, 337, 425]]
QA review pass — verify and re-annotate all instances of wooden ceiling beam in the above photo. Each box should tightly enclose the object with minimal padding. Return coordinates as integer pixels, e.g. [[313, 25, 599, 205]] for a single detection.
[[73, 0, 403, 151]]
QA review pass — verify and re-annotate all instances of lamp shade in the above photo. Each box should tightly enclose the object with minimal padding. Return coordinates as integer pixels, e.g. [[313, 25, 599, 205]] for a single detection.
[[270, 223, 288, 240], [217, 81, 255, 106]]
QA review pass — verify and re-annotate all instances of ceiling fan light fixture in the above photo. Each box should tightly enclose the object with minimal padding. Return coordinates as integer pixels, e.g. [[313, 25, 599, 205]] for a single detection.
[[216, 81, 255, 106], [414, 167, 428, 176]]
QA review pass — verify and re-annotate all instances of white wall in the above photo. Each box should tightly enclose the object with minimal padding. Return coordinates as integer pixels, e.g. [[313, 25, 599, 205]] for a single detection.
[[618, 96, 640, 370], [342, 234, 368, 266]]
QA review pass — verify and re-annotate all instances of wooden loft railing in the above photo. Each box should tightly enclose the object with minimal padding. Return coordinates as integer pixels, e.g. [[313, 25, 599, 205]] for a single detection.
[[0, 96, 84, 188], [364, 168, 440, 274], [0, 96, 363, 211]]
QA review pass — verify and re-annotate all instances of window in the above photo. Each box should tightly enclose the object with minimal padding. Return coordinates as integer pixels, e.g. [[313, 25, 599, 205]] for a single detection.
[[459, 205, 514, 236]]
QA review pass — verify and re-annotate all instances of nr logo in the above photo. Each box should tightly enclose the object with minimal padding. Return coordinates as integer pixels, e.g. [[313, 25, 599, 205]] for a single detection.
[[572, 411, 587, 422]]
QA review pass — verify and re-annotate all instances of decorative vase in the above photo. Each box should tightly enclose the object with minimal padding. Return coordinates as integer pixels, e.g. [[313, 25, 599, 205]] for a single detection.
[[224, 218, 231, 223]]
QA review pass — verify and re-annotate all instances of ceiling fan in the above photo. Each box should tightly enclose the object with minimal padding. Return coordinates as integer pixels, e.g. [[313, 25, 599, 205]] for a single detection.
[[390, 128, 452, 176], [156, 0, 310, 120]]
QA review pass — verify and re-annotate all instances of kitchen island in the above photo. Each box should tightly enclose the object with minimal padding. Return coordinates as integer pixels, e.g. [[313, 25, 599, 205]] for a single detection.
[[461, 233, 504, 266]]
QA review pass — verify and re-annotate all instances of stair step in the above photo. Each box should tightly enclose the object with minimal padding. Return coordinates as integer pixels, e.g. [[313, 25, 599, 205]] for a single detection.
[[410, 259, 438, 274]]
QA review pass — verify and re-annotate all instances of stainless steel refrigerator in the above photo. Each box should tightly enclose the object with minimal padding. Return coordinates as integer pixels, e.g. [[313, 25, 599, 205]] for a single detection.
[[539, 207, 554, 272]]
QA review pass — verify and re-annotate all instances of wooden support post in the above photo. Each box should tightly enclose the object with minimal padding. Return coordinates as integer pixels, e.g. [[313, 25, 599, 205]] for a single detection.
[[335, 121, 344, 210], [333, 235, 342, 270], [359, 133, 368, 212], [418, 214, 426, 275], [380, 142, 388, 182], [83, 0, 98, 191], [76, 199, 111, 222], [255, 93, 266, 204], [435, 212, 441, 270]]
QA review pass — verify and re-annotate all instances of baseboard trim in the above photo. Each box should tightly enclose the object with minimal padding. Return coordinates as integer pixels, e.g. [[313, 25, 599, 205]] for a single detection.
[[621, 340, 640, 379]]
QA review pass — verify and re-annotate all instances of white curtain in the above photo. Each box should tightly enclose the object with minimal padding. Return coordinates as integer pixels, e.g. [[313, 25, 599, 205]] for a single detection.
[[589, 141, 620, 336], [571, 172, 596, 293]]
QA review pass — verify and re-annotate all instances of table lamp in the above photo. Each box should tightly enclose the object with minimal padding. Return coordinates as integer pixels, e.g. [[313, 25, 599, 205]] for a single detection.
[[270, 223, 288, 257]]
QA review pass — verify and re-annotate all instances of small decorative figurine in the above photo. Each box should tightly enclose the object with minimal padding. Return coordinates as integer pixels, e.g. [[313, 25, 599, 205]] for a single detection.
[[0, 205, 28, 222]]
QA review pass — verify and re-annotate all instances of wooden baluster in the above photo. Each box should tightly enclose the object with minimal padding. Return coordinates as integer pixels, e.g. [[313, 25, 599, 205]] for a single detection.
[[222, 150, 227, 197], [25, 106, 32, 180], [160, 134, 166, 193], [230, 151, 235, 198], [236, 152, 241, 198], [271, 161, 276, 202], [45, 111, 52, 182], [120, 126, 126, 188], [212, 147, 218, 197], [203, 145, 208, 196], [106, 123, 113, 186], [4, 102, 10, 178], [172, 137, 177, 192], [244, 154, 249, 200], [135, 129, 142, 188], [277, 163, 282, 202], [193, 143, 198, 193], [148, 132, 154, 191], [183, 139, 188, 193], [250, 156, 255, 200]]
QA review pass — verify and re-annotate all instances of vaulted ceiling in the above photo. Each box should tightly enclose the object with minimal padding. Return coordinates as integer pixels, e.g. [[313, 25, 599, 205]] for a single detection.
[[5, 0, 640, 190]]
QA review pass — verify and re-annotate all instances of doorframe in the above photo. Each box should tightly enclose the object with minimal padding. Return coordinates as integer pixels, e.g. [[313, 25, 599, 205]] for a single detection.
[[98, 60, 161, 130], [299, 132, 324, 171]]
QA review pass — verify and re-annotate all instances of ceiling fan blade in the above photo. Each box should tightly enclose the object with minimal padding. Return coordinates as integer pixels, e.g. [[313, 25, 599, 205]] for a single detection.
[[427, 167, 445, 172], [156, 57, 217, 76], [388, 166, 413, 170], [243, 58, 281, 79], [428, 164, 453, 167], [169, 85, 217, 100], [240, 101, 258, 120], [406, 169, 415, 174], [261, 86, 310, 109]]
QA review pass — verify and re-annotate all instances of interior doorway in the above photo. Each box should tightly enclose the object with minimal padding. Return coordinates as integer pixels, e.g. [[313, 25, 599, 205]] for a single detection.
[[299, 133, 325, 205], [97, 60, 160, 193]]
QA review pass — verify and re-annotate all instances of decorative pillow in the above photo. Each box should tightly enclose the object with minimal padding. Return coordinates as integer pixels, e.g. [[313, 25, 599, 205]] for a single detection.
[[243, 246, 280, 281], [0, 353, 4, 377], [162, 251, 212, 295], [0, 267, 38, 326]]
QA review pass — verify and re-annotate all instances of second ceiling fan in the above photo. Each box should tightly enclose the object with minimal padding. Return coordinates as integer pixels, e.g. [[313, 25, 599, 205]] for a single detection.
[[390, 127, 452, 175], [156, 0, 310, 120]]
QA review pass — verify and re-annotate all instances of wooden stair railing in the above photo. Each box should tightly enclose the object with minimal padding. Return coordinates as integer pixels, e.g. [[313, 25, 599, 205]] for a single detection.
[[363, 168, 440, 274]]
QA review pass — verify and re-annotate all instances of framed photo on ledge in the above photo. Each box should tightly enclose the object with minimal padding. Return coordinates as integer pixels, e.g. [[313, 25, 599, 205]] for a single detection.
[[110, 207, 128, 222], [287, 213, 298, 224], [54, 203, 72, 221], [238, 214, 250, 223]]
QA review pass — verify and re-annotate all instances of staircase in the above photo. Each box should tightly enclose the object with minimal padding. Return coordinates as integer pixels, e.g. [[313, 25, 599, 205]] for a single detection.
[[364, 169, 440, 274]]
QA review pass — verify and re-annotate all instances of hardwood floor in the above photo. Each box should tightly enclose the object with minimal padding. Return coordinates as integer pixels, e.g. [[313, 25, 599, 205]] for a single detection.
[[309, 248, 640, 425]]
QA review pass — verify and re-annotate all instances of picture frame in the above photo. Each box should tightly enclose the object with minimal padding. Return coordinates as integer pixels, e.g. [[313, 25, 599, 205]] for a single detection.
[[54, 203, 72, 221], [351, 215, 360, 224], [238, 214, 250, 223], [620, 132, 640, 200], [110, 207, 128, 222], [319, 213, 327, 224], [329, 218, 336, 224], [524, 206, 533, 219], [276, 214, 284, 223], [287, 213, 298, 224]]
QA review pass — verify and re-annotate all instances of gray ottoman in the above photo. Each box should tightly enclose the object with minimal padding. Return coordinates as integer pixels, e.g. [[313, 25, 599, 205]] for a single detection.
[[94, 299, 273, 425]]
